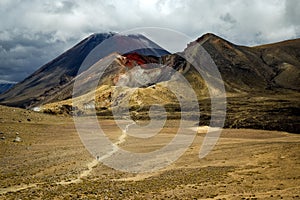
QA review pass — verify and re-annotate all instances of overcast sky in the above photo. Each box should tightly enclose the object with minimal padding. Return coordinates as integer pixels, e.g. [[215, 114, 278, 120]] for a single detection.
[[0, 0, 299, 83]]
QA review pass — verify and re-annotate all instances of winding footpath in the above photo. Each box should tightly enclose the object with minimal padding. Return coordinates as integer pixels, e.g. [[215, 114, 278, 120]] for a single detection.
[[0, 122, 135, 195]]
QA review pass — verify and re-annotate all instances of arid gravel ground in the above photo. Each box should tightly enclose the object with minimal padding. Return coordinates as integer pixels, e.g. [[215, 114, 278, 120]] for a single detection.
[[0, 105, 299, 199]]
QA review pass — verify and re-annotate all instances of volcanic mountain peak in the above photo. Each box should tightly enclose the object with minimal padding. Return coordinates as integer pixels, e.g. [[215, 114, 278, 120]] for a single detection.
[[0, 33, 170, 108], [76, 32, 116, 48]]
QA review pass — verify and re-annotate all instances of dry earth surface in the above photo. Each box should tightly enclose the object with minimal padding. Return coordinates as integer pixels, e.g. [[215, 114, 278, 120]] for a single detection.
[[0, 105, 299, 199]]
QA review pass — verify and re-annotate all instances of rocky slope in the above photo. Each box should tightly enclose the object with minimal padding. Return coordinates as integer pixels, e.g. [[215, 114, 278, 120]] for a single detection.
[[184, 33, 300, 92]]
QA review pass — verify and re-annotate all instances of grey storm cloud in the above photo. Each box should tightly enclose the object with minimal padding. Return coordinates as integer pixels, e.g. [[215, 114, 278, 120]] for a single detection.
[[0, 0, 299, 82]]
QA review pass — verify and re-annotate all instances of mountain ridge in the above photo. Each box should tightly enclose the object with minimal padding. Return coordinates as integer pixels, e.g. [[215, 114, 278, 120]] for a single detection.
[[0, 32, 299, 107]]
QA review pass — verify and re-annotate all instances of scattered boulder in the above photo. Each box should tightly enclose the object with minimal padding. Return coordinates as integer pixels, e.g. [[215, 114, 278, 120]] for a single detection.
[[13, 136, 22, 142], [1, 136, 5, 140]]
